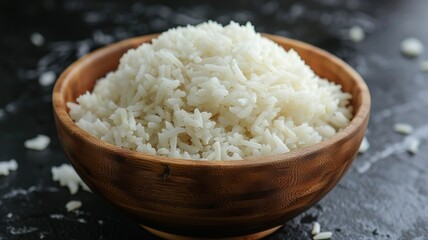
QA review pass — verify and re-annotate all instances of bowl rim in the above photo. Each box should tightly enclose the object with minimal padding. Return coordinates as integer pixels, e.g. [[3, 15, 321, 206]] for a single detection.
[[53, 33, 371, 168]]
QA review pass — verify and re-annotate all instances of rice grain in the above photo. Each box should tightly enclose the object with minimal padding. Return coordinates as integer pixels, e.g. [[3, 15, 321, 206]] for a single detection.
[[349, 26, 365, 43], [407, 138, 420, 155], [393, 123, 413, 135], [311, 221, 321, 235], [24, 135, 50, 151], [52, 164, 91, 194], [358, 136, 370, 154], [401, 38, 424, 57], [313, 231, 333, 240], [0, 159, 18, 176], [66, 200, 82, 212]]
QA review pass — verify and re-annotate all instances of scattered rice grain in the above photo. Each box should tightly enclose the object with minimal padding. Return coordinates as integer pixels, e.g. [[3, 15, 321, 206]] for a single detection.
[[30, 32, 45, 47], [66, 200, 82, 212], [0, 159, 18, 176], [50, 214, 64, 219], [51, 164, 91, 194], [313, 231, 333, 240], [77, 218, 87, 223], [401, 38, 424, 57], [393, 123, 414, 135], [24, 135, 50, 150], [39, 71, 56, 86], [358, 136, 370, 154], [349, 26, 365, 43], [407, 138, 420, 155], [311, 221, 321, 235]]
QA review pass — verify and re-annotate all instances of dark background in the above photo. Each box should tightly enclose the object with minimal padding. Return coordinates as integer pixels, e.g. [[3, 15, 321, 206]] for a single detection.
[[1, 0, 428, 239]]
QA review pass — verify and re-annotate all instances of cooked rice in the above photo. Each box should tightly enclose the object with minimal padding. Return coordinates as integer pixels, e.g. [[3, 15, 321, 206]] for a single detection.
[[39, 71, 56, 86], [313, 231, 333, 240], [68, 21, 353, 160], [407, 138, 420, 154], [401, 37, 424, 57], [393, 123, 413, 135], [66, 200, 82, 212], [311, 221, 321, 235], [52, 164, 91, 194], [349, 26, 365, 43], [0, 159, 18, 176], [358, 136, 370, 154], [24, 134, 51, 151]]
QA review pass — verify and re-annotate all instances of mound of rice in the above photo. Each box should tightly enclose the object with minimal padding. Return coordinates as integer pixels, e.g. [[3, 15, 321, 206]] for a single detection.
[[67, 21, 352, 160]]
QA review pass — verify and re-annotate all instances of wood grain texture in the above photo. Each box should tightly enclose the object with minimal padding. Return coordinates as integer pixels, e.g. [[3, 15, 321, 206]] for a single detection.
[[52, 34, 370, 239]]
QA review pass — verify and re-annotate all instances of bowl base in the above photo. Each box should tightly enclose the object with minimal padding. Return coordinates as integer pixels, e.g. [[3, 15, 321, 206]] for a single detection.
[[142, 225, 282, 240]]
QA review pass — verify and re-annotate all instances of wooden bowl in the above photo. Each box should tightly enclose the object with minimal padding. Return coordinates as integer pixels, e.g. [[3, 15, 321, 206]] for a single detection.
[[53, 34, 370, 239]]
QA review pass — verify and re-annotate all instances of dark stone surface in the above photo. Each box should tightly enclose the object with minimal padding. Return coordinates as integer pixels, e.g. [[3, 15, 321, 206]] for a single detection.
[[1, 0, 428, 239]]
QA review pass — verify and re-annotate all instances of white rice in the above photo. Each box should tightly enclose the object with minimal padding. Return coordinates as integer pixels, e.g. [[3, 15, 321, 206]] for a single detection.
[[393, 123, 413, 135], [65, 200, 82, 212], [50, 214, 64, 219], [407, 138, 420, 155], [0, 159, 18, 176], [311, 221, 321, 235], [30, 32, 45, 47], [348, 26, 365, 43], [77, 218, 87, 223], [313, 231, 333, 240], [24, 135, 51, 151], [51, 164, 91, 194], [401, 38, 424, 57], [358, 136, 370, 154], [39, 71, 56, 86], [68, 21, 353, 160]]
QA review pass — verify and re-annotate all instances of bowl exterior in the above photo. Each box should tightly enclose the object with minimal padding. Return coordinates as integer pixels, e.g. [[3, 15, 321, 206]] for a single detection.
[[53, 34, 370, 238]]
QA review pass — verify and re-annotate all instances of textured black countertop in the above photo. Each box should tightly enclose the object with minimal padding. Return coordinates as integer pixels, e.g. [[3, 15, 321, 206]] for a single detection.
[[1, 0, 428, 239]]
